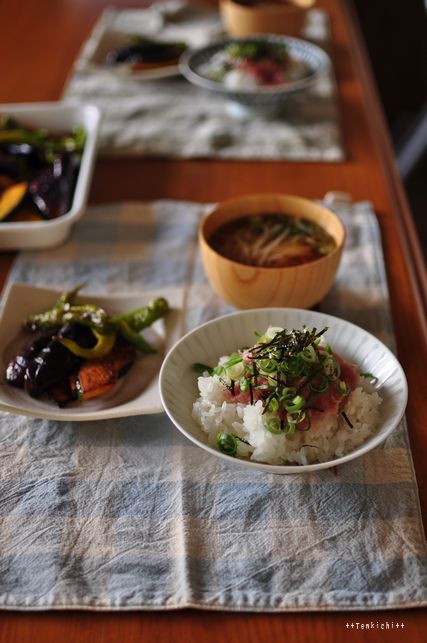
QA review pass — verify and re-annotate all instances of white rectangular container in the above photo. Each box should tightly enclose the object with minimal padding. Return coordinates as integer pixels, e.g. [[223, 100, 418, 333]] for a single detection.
[[0, 101, 101, 250]]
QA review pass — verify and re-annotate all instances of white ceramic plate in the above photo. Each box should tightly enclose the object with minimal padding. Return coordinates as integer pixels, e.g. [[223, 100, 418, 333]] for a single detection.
[[159, 308, 408, 474], [0, 283, 183, 421], [0, 102, 101, 250]]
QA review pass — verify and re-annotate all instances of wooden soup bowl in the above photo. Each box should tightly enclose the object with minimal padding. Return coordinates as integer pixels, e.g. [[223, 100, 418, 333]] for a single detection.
[[199, 193, 345, 309], [219, 0, 307, 38]]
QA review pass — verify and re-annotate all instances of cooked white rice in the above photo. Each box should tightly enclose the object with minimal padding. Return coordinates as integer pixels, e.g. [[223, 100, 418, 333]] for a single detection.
[[192, 370, 382, 465]]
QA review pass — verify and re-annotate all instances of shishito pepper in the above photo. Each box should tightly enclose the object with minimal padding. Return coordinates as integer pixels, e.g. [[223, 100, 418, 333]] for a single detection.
[[110, 297, 169, 331], [23, 285, 169, 354]]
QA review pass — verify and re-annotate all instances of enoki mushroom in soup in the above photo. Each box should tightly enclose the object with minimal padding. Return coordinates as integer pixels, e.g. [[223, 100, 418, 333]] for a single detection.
[[208, 213, 336, 268]]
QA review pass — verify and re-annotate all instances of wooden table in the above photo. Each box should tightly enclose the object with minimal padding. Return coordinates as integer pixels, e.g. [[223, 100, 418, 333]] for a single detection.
[[0, 0, 426, 641]]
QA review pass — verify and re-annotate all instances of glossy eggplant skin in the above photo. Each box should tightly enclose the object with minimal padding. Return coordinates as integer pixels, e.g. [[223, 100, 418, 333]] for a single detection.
[[5, 329, 55, 388], [0, 117, 84, 222], [105, 40, 186, 66], [6, 323, 96, 398], [29, 153, 77, 219]]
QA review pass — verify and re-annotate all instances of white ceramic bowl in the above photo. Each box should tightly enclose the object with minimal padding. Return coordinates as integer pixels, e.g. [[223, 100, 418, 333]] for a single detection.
[[159, 308, 408, 474], [0, 101, 101, 250]]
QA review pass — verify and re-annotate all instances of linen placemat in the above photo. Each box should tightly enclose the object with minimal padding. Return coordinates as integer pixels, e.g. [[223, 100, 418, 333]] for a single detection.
[[0, 199, 426, 611], [62, 1, 344, 161]]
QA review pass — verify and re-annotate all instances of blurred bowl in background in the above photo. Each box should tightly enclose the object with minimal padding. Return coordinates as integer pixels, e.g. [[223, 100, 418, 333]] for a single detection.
[[199, 193, 345, 309], [219, 0, 308, 38], [179, 35, 330, 116]]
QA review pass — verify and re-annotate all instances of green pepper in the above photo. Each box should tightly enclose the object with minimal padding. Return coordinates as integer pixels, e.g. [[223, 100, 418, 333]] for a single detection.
[[58, 329, 116, 359]]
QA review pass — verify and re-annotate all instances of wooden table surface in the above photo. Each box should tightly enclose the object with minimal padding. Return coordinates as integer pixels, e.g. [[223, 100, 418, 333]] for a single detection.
[[0, 0, 426, 641]]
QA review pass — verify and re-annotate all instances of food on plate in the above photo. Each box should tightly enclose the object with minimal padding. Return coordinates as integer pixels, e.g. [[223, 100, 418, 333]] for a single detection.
[[207, 212, 336, 268], [197, 40, 307, 89], [0, 115, 85, 222], [105, 36, 187, 70], [192, 326, 382, 465], [5, 285, 169, 406]]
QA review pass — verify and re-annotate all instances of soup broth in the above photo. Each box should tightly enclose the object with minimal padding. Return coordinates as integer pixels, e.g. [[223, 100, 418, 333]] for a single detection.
[[208, 212, 336, 268]]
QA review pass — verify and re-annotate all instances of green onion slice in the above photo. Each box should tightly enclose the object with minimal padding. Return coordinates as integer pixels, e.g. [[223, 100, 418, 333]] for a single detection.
[[266, 418, 283, 434], [284, 394, 305, 413], [216, 432, 238, 456], [308, 372, 329, 394], [193, 362, 213, 375], [360, 372, 378, 384], [338, 380, 349, 395], [239, 376, 249, 393], [258, 359, 277, 374], [268, 397, 279, 412]]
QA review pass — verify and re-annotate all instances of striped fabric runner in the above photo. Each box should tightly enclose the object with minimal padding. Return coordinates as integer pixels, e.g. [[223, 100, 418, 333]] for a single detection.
[[0, 199, 425, 610]]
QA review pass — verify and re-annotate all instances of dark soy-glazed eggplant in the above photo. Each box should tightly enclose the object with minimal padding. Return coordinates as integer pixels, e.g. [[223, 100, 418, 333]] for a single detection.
[[23, 323, 96, 398], [6, 329, 56, 389], [29, 154, 78, 219], [105, 37, 186, 69], [0, 115, 85, 222]]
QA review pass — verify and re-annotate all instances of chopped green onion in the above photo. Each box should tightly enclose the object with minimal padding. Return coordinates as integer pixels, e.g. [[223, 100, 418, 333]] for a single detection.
[[279, 386, 297, 401], [322, 354, 340, 380], [193, 362, 213, 375], [295, 410, 311, 431], [284, 395, 304, 413], [308, 372, 329, 394], [360, 372, 378, 384], [216, 432, 238, 456], [338, 380, 349, 395], [239, 376, 249, 393], [281, 358, 306, 377], [266, 418, 283, 434], [226, 361, 244, 380], [300, 345, 317, 363], [259, 358, 277, 374], [284, 424, 296, 438], [268, 397, 279, 412]]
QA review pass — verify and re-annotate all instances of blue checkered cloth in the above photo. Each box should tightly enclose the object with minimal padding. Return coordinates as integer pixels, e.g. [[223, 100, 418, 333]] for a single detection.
[[0, 200, 426, 610]]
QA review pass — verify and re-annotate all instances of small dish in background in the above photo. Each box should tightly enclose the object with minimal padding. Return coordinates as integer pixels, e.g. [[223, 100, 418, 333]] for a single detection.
[[179, 35, 330, 115], [85, 29, 188, 80], [80, 3, 223, 81], [0, 283, 183, 421], [0, 102, 101, 250], [220, 0, 309, 38], [199, 193, 345, 310], [159, 308, 408, 474]]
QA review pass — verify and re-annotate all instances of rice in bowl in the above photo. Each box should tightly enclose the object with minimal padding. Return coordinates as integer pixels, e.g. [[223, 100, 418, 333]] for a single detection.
[[192, 326, 382, 466]]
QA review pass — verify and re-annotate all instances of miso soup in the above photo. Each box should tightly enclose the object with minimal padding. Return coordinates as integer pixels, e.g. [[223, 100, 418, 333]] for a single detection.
[[208, 213, 336, 268]]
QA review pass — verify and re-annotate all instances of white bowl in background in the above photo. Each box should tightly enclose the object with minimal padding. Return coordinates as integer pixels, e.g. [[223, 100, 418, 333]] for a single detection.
[[159, 308, 408, 474], [179, 35, 330, 115], [0, 101, 101, 250]]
